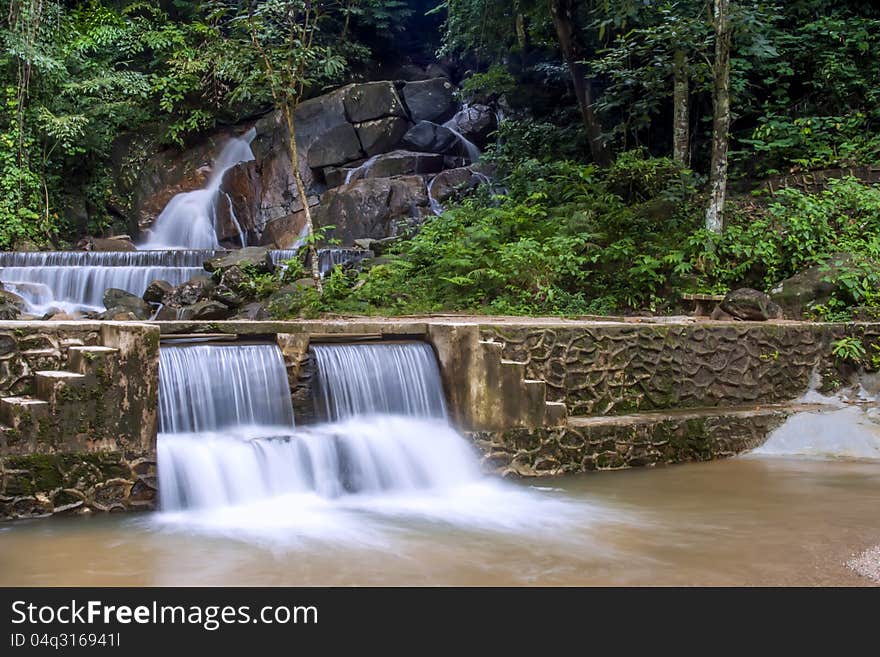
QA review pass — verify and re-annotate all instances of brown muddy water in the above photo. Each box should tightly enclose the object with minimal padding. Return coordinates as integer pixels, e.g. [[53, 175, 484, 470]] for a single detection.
[[1, 455, 877, 586]]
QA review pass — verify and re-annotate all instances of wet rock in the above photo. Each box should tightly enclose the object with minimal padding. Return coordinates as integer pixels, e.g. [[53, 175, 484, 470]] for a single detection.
[[402, 78, 458, 123], [355, 116, 411, 156], [359, 150, 444, 179], [0, 289, 27, 310], [446, 104, 496, 146], [102, 289, 152, 319], [211, 282, 246, 309], [0, 303, 21, 320], [306, 124, 364, 169], [176, 300, 232, 321], [258, 209, 311, 249], [100, 308, 141, 321], [234, 302, 270, 320], [401, 121, 460, 154], [216, 160, 262, 246], [719, 288, 783, 321], [429, 167, 481, 203], [164, 275, 216, 307], [204, 247, 273, 274], [342, 81, 408, 123], [313, 176, 429, 244], [142, 280, 174, 304]]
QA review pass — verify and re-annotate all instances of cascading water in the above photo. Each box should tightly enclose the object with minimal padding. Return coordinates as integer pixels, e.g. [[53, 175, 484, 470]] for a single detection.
[[158, 343, 295, 433], [0, 250, 217, 314], [158, 341, 470, 510], [154, 339, 581, 543], [143, 128, 257, 250], [311, 342, 447, 420]]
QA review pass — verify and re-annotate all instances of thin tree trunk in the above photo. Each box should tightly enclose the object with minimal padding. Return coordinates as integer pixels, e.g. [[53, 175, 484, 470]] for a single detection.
[[705, 0, 731, 234], [548, 0, 610, 165], [672, 49, 690, 167], [282, 103, 323, 293]]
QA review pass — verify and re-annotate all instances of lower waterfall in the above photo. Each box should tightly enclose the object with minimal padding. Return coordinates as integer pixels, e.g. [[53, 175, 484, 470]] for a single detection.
[[157, 341, 483, 514]]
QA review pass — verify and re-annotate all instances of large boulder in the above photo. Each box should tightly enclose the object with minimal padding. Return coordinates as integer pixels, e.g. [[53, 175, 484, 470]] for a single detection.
[[142, 280, 174, 304], [0, 289, 27, 311], [402, 78, 458, 123], [401, 121, 460, 154], [719, 288, 783, 321], [770, 254, 856, 318], [0, 303, 20, 320], [176, 300, 233, 321], [306, 124, 364, 169], [355, 117, 411, 156], [251, 89, 349, 225], [77, 236, 137, 252], [355, 150, 444, 180], [446, 104, 497, 146], [342, 81, 408, 123], [204, 247, 273, 274], [101, 288, 152, 320], [258, 204, 313, 249], [428, 167, 482, 203], [164, 275, 216, 307], [313, 176, 429, 244]]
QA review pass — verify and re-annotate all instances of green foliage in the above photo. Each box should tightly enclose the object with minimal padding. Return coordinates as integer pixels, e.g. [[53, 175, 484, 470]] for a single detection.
[[831, 336, 866, 364], [461, 64, 516, 100]]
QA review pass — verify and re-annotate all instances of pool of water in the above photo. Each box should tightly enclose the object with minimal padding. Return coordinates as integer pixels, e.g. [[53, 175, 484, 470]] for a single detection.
[[1, 455, 877, 586]]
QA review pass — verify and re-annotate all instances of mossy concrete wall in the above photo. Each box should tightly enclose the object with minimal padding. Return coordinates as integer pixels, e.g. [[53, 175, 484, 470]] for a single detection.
[[0, 322, 159, 520]]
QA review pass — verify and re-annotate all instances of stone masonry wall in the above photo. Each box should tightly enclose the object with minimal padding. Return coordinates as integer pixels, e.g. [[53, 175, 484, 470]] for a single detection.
[[479, 322, 857, 416], [0, 322, 159, 520]]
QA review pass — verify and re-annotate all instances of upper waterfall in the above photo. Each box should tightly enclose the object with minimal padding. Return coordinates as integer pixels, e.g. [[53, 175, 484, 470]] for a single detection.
[[143, 128, 257, 250]]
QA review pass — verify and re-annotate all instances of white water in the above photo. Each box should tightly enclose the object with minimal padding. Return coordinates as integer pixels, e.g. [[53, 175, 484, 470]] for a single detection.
[[443, 108, 482, 163], [0, 264, 203, 314], [143, 128, 256, 250], [311, 342, 447, 421], [154, 340, 585, 544]]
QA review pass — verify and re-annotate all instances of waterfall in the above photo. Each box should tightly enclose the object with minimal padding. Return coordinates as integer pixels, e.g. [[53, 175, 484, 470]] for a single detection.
[[0, 264, 203, 313], [158, 416, 478, 510], [143, 128, 256, 250], [311, 342, 447, 421], [158, 343, 295, 433], [156, 340, 478, 514], [0, 248, 298, 314]]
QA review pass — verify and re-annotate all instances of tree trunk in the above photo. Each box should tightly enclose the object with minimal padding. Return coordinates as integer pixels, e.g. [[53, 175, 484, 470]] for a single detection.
[[548, 0, 610, 165], [705, 0, 732, 234], [672, 49, 690, 167], [282, 103, 323, 293]]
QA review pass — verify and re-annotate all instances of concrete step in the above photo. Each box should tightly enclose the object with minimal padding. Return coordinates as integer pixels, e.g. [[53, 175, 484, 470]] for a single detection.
[[544, 401, 568, 427], [34, 371, 93, 405], [0, 396, 49, 429], [68, 346, 119, 375]]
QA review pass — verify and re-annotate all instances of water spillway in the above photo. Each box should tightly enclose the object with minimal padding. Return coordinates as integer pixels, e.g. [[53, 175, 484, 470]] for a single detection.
[[158, 343, 295, 433], [310, 341, 447, 421], [156, 339, 475, 513]]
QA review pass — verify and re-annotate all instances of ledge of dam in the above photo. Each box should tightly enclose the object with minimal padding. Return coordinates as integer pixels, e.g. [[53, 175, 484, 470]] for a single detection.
[[1, 317, 876, 519]]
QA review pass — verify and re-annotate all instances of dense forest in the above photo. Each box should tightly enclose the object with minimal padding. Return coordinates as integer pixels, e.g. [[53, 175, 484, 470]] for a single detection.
[[2, 0, 879, 321]]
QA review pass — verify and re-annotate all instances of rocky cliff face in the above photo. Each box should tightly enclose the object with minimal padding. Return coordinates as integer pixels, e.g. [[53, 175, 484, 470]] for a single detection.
[[128, 77, 494, 249]]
